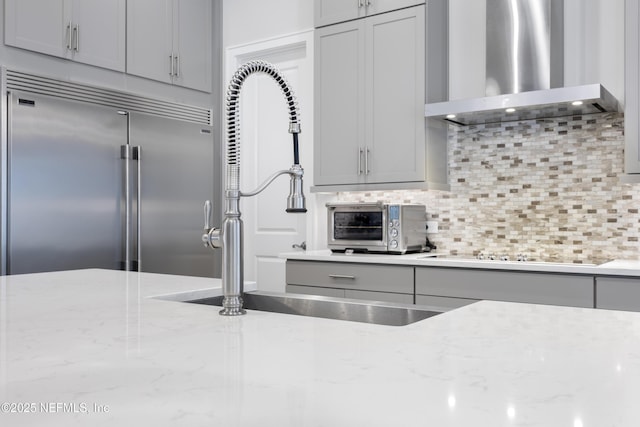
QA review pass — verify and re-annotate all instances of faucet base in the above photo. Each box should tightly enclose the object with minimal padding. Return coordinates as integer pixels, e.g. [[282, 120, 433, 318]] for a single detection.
[[219, 307, 247, 316], [219, 295, 247, 316]]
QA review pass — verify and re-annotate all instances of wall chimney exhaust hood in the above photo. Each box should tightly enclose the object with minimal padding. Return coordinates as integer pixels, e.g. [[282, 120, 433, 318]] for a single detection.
[[426, 0, 620, 126]]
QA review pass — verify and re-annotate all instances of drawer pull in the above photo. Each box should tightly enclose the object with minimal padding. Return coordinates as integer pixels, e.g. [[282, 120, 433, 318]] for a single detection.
[[329, 274, 356, 280]]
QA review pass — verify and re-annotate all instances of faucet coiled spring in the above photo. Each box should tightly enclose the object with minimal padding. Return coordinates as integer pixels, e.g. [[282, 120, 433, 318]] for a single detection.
[[225, 60, 301, 191]]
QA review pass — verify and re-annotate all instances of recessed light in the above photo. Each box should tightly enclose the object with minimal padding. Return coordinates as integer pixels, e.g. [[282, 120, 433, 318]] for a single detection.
[[505, 108, 516, 113], [572, 100, 584, 106], [446, 114, 456, 119]]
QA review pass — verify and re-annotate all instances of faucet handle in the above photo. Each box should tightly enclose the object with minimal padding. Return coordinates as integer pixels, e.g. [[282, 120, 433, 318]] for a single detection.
[[202, 200, 221, 249], [204, 200, 212, 231]]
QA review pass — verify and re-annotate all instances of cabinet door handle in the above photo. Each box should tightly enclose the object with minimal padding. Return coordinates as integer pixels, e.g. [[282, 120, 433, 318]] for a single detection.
[[366, 0, 372, 6], [358, 147, 364, 175], [66, 22, 72, 50], [73, 24, 79, 52], [169, 54, 174, 76], [358, 0, 364, 7], [329, 274, 356, 280], [365, 147, 370, 175], [174, 55, 180, 78]]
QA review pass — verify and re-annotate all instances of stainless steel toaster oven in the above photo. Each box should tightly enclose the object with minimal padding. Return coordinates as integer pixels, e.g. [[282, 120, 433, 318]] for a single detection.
[[326, 202, 428, 254]]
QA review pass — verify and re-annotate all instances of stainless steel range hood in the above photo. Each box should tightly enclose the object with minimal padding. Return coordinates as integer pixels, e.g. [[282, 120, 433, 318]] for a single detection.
[[426, 0, 620, 126], [426, 83, 619, 126]]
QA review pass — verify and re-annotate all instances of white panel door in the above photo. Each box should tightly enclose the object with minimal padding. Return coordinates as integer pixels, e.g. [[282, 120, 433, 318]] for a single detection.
[[227, 33, 313, 292]]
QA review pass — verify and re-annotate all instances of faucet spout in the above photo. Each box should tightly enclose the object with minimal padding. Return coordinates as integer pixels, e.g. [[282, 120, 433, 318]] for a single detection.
[[208, 60, 305, 316]]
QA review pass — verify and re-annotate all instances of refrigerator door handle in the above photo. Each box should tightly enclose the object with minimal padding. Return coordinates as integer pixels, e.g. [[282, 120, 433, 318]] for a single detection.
[[121, 145, 132, 271], [133, 146, 142, 272]]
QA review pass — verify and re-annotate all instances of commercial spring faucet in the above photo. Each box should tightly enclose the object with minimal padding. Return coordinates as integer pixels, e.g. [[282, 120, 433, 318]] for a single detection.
[[202, 60, 306, 316]]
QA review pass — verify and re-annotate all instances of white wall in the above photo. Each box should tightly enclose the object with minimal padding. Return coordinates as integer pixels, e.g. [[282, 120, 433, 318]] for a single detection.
[[222, 0, 314, 48]]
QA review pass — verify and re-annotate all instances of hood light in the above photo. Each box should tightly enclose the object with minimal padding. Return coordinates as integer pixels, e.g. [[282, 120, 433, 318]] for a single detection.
[[446, 114, 457, 119], [571, 100, 584, 106], [505, 108, 516, 113]]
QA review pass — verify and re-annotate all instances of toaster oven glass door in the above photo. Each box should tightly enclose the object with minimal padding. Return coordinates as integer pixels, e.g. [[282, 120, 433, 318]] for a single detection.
[[333, 211, 383, 241]]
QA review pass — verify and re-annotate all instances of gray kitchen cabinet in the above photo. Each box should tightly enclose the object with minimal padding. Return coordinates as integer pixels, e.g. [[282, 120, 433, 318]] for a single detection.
[[415, 295, 477, 311], [4, 0, 126, 72], [287, 284, 346, 298], [345, 289, 413, 304], [314, 0, 425, 27], [314, 5, 426, 188], [625, 0, 640, 175], [415, 267, 594, 308], [286, 260, 414, 302], [127, 0, 212, 92], [286, 284, 413, 304], [595, 277, 640, 311]]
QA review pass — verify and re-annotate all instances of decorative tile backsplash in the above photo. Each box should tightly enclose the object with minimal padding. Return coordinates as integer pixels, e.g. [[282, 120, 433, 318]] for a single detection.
[[338, 113, 640, 264]]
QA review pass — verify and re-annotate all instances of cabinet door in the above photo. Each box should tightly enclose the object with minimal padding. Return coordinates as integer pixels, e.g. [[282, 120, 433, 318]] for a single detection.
[[314, 0, 363, 27], [127, 0, 173, 85], [415, 295, 477, 312], [596, 277, 640, 311], [625, 0, 640, 174], [71, 0, 125, 71], [286, 261, 414, 294], [4, 0, 69, 58], [416, 267, 594, 308], [345, 289, 413, 304], [314, 20, 365, 185], [287, 284, 346, 298], [172, 0, 212, 92], [365, 6, 425, 183]]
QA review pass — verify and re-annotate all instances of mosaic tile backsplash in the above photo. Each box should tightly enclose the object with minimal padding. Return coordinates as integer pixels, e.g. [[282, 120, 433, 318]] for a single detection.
[[338, 113, 640, 264]]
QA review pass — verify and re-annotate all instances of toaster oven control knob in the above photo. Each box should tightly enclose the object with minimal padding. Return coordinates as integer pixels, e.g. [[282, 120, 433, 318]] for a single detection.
[[390, 240, 398, 249], [390, 228, 398, 238]]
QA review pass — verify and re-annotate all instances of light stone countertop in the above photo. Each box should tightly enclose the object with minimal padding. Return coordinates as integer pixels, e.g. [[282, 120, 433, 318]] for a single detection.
[[281, 250, 640, 276], [2, 268, 640, 426]]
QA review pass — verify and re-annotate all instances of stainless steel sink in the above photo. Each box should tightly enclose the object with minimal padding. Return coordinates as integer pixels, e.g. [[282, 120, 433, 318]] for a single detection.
[[187, 291, 441, 326]]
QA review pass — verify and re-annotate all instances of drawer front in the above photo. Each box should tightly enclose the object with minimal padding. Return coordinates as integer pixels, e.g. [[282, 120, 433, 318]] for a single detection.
[[415, 295, 477, 311], [286, 284, 346, 298], [286, 260, 414, 294], [416, 267, 594, 308], [596, 277, 640, 311], [345, 289, 414, 304]]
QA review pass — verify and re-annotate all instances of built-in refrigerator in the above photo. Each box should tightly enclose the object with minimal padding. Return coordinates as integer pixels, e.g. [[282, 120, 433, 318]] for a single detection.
[[1, 69, 221, 277]]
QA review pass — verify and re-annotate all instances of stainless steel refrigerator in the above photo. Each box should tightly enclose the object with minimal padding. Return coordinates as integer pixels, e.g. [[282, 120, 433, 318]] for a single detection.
[[1, 69, 221, 277]]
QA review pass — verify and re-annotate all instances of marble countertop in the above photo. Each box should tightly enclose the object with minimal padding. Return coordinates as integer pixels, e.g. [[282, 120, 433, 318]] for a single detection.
[[2, 268, 640, 426], [281, 250, 640, 276]]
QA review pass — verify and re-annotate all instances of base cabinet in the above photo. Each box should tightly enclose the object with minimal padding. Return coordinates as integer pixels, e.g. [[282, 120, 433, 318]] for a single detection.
[[596, 277, 640, 311], [286, 260, 602, 310], [416, 267, 595, 308], [415, 295, 477, 311], [286, 260, 413, 303]]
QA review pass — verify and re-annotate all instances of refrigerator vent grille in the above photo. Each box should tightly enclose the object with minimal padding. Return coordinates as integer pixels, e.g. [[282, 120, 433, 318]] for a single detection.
[[5, 70, 212, 126]]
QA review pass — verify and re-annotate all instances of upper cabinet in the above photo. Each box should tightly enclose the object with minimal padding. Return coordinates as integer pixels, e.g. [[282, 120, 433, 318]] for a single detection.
[[314, 5, 427, 187], [315, 0, 425, 27], [625, 0, 640, 175], [4, 0, 126, 72], [127, 0, 212, 93]]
